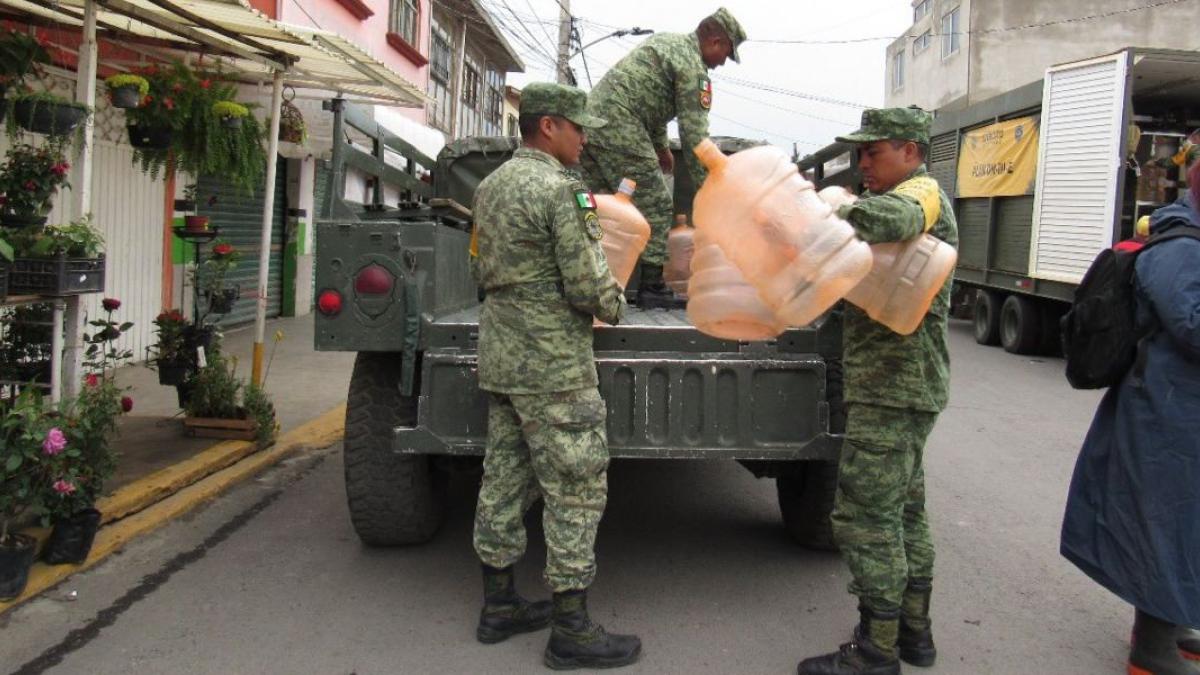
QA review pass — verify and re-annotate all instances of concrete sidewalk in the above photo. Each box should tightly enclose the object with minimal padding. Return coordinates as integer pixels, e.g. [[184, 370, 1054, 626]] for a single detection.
[[108, 315, 355, 491]]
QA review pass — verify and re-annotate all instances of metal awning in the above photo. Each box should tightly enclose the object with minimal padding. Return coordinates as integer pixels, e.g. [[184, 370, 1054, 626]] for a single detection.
[[0, 0, 428, 106]]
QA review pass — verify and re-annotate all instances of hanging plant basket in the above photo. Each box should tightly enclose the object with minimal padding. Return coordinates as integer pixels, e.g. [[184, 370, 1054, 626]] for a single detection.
[[13, 98, 89, 137], [127, 124, 173, 150], [0, 534, 37, 601], [0, 212, 49, 229], [279, 98, 305, 144], [109, 85, 143, 109], [208, 286, 239, 314], [8, 255, 106, 296], [157, 358, 190, 386], [43, 509, 102, 565], [220, 116, 242, 129]]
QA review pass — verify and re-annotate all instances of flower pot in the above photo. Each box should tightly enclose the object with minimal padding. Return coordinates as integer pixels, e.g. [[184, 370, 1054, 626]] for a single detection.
[[0, 533, 37, 601], [183, 412, 257, 440], [127, 124, 173, 149], [43, 509, 102, 565], [175, 381, 193, 408], [13, 99, 88, 137], [0, 212, 49, 229], [157, 358, 190, 386], [109, 85, 142, 109], [184, 215, 210, 232], [208, 287, 239, 314], [221, 116, 243, 129]]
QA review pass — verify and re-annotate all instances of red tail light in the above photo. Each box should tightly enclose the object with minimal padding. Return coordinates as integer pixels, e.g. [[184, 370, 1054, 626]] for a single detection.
[[317, 289, 343, 316], [354, 264, 394, 295]]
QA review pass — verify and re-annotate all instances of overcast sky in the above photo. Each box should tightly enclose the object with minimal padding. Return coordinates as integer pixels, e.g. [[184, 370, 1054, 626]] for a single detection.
[[490, 0, 912, 157]]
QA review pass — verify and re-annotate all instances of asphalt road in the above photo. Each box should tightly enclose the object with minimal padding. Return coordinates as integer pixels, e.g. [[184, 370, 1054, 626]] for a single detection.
[[2, 320, 1125, 675]]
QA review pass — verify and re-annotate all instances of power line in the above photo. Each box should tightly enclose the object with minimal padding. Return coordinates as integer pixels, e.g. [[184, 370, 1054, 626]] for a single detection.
[[717, 87, 859, 127], [715, 75, 871, 109], [523, 0, 558, 48], [497, 0, 561, 64], [749, 0, 1191, 44]]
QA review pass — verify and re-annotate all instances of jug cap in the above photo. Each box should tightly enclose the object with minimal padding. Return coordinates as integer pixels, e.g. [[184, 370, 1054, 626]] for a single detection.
[[694, 138, 727, 172], [617, 178, 637, 198]]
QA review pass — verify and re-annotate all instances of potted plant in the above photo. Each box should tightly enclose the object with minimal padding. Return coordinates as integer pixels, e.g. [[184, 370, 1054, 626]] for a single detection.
[[182, 355, 258, 439], [180, 183, 214, 232], [104, 73, 149, 109], [147, 309, 191, 386], [7, 215, 106, 296], [212, 100, 249, 129], [193, 240, 240, 316], [0, 142, 70, 228], [10, 90, 90, 139], [279, 98, 306, 144], [124, 63, 191, 178], [41, 299, 132, 565], [0, 29, 50, 114], [0, 389, 55, 599]]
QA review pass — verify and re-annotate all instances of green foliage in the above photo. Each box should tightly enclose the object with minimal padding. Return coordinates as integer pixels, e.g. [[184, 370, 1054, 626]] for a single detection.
[[0, 389, 55, 543], [243, 383, 277, 445], [0, 234, 11, 261], [0, 29, 49, 87], [212, 100, 249, 119], [104, 73, 149, 96], [0, 143, 70, 217], [0, 304, 53, 385], [6, 91, 92, 153], [9, 215, 104, 258], [147, 309, 189, 364], [190, 239, 239, 322], [184, 354, 242, 419]]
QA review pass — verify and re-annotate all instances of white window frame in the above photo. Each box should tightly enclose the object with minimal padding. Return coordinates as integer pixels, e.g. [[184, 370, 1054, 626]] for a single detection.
[[941, 7, 961, 59], [913, 30, 931, 55], [892, 51, 905, 91], [913, 0, 931, 21], [388, 0, 419, 47]]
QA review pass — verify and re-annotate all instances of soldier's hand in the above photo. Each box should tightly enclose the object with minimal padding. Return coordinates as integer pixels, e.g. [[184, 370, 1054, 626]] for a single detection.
[[657, 147, 675, 175]]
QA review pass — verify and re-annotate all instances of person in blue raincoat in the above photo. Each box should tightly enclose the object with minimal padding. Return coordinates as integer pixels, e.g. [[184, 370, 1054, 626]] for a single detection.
[[1061, 156, 1200, 675]]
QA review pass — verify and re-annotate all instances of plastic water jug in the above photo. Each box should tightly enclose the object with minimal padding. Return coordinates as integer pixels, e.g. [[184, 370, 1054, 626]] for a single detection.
[[596, 178, 651, 288], [692, 139, 873, 327], [686, 226, 786, 341], [818, 187, 958, 335], [664, 214, 695, 299]]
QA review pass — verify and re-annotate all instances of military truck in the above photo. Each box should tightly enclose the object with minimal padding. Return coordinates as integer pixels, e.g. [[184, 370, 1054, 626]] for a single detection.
[[314, 99, 844, 550], [801, 48, 1200, 356]]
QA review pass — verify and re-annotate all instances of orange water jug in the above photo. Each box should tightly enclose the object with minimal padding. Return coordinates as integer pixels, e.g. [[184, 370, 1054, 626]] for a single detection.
[[818, 187, 958, 335], [692, 139, 872, 327], [596, 178, 650, 288], [686, 226, 786, 341], [664, 214, 695, 299]]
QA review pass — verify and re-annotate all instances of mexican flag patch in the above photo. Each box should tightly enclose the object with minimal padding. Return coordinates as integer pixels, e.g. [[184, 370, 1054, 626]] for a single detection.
[[699, 77, 712, 110], [575, 190, 597, 210]]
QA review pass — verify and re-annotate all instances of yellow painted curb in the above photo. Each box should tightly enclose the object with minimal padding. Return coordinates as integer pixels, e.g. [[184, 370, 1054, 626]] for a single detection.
[[0, 404, 346, 614]]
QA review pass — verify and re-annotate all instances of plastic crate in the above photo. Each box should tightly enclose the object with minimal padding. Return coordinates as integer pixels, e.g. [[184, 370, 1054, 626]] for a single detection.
[[9, 256, 106, 296]]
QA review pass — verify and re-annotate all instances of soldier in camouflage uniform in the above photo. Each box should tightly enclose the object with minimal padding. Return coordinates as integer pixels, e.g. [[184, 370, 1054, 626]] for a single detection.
[[578, 7, 746, 306], [470, 82, 641, 670], [797, 108, 958, 675]]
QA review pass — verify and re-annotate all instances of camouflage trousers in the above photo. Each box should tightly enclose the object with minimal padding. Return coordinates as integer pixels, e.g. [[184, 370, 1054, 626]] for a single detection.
[[473, 387, 610, 592], [831, 403, 939, 613], [578, 122, 673, 266]]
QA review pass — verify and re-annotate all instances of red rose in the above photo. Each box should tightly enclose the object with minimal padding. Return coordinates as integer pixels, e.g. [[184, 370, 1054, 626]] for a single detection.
[[121, 396, 134, 413], [23, 179, 36, 190], [200, 79, 212, 89], [102, 297, 121, 311], [164, 97, 175, 110], [213, 243, 233, 256], [142, 94, 153, 105], [85, 374, 99, 388]]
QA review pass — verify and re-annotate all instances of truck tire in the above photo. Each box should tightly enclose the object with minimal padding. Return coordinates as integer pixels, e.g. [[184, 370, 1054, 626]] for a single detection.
[[777, 461, 839, 551], [1000, 295, 1041, 354], [973, 290, 1002, 346], [344, 352, 445, 546]]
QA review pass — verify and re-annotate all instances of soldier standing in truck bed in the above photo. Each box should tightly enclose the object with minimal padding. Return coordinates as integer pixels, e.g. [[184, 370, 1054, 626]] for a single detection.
[[470, 82, 641, 671], [578, 7, 746, 307]]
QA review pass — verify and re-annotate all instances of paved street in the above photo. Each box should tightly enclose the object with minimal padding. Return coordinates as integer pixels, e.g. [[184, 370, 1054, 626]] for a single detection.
[[1, 320, 1123, 675]]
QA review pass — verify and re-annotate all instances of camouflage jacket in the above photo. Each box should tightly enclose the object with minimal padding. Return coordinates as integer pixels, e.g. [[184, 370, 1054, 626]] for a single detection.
[[587, 32, 712, 189], [473, 147, 626, 394], [835, 165, 958, 412]]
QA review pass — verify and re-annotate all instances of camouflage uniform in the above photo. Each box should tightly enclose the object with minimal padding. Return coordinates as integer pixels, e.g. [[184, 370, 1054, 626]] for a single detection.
[[578, 8, 746, 267], [471, 84, 626, 592], [831, 108, 958, 615]]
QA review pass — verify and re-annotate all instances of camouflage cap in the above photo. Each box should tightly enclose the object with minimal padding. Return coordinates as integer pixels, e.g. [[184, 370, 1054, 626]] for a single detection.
[[836, 106, 932, 146], [707, 7, 746, 63], [519, 82, 607, 128]]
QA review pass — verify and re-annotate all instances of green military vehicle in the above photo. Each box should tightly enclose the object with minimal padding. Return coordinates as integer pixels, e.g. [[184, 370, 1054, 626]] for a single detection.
[[314, 100, 845, 549]]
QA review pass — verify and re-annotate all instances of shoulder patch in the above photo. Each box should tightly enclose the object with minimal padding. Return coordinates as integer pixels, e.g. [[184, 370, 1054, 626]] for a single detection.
[[574, 189, 597, 210], [892, 175, 942, 232], [583, 211, 603, 241], [699, 76, 712, 110]]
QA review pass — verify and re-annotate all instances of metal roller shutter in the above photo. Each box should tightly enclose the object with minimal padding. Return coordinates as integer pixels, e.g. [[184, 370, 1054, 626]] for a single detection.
[[197, 157, 287, 328]]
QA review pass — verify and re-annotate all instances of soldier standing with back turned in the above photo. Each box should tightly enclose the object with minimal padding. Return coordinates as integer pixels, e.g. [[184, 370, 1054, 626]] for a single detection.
[[578, 7, 746, 306], [470, 82, 641, 671], [797, 108, 957, 675]]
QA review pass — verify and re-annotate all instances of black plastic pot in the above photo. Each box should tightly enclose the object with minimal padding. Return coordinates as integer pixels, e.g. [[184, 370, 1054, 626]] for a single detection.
[[221, 116, 243, 129], [175, 380, 193, 408], [208, 287, 239, 314], [0, 533, 37, 601], [182, 325, 215, 353], [157, 358, 190, 386], [127, 124, 173, 149], [43, 509, 102, 565], [13, 98, 88, 137], [0, 212, 49, 229], [110, 85, 142, 109]]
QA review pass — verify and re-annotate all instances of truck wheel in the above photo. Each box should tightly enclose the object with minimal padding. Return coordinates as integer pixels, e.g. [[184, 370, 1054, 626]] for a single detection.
[[973, 290, 1002, 345], [1000, 295, 1041, 354], [777, 461, 839, 552], [344, 352, 445, 546]]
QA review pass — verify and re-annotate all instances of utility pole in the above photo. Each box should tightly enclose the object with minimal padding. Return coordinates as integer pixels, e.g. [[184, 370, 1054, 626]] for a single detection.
[[555, 0, 572, 84]]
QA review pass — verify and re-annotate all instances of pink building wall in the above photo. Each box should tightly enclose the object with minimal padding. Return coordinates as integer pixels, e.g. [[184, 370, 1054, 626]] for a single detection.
[[278, 0, 430, 123]]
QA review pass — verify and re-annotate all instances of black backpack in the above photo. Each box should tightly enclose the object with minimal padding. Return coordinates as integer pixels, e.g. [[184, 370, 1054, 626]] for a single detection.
[[1061, 226, 1200, 389]]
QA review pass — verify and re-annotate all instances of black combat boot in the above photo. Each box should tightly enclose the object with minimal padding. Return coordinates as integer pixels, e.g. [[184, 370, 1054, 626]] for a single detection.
[[544, 589, 641, 670], [852, 582, 936, 667], [635, 264, 680, 309], [1129, 609, 1200, 675], [800, 607, 900, 675], [1180, 627, 1200, 662], [476, 564, 552, 644]]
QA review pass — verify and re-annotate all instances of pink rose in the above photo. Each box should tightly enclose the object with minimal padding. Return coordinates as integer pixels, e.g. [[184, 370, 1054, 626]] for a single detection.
[[42, 427, 67, 455], [52, 479, 77, 495]]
